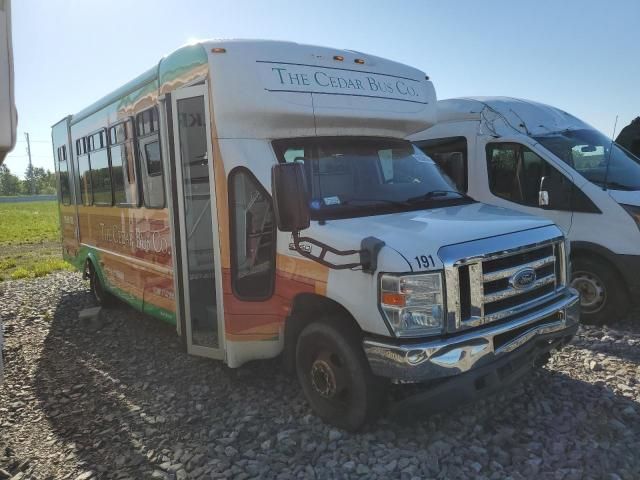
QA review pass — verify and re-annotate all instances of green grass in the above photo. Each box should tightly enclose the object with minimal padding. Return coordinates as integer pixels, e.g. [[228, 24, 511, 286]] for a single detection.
[[0, 201, 72, 281], [0, 201, 61, 244]]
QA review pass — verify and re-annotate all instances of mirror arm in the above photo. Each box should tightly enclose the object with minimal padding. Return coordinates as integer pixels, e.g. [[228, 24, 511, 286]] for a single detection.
[[291, 231, 384, 273]]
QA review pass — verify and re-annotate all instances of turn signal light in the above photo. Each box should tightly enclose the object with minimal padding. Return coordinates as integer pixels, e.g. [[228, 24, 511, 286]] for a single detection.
[[381, 292, 406, 307], [211, 47, 227, 53]]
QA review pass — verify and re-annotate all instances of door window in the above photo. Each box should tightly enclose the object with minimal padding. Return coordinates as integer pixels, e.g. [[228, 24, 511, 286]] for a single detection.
[[229, 168, 276, 299], [136, 107, 165, 208], [486, 143, 572, 210]]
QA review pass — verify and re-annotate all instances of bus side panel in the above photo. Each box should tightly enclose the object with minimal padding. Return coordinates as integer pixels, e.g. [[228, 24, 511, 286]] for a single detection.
[[76, 205, 176, 324]]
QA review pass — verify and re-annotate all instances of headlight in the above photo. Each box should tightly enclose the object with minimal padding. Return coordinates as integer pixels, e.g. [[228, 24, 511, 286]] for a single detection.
[[621, 204, 640, 231], [380, 272, 444, 337]]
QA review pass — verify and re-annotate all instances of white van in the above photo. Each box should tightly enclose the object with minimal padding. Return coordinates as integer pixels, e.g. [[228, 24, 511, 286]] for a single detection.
[[53, 44, 579, 430], [410, 97, 640, 324]]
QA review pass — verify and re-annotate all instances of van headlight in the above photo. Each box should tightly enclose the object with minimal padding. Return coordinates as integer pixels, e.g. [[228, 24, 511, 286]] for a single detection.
[[621, 204, 640, 231], [380, 272, 445, 337]]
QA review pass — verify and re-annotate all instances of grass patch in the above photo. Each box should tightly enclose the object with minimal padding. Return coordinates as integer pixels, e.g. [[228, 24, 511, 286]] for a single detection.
[[0, 201, 60, 245], [0, 201, 71, 281]]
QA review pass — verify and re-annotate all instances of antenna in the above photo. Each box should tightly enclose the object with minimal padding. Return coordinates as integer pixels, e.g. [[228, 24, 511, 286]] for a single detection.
[[602, 115, 618, 191]]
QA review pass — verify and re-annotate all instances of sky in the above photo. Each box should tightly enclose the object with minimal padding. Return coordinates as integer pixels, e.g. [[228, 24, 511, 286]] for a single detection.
[[4, 0, 640, 177]]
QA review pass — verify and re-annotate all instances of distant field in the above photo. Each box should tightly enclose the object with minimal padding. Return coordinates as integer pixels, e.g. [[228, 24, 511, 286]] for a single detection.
[[0, 201, 71, 281]]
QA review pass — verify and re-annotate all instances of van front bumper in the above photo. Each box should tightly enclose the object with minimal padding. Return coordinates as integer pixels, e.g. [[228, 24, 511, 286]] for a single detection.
[[363, 288, 580, 384]]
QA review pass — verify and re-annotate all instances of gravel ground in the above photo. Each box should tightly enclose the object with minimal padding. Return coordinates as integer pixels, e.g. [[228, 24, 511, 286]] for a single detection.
[[0, 272, 639, 480]]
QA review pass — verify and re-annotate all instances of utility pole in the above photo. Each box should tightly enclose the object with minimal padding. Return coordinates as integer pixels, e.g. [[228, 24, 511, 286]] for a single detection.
[[25, 131, 34, 194]]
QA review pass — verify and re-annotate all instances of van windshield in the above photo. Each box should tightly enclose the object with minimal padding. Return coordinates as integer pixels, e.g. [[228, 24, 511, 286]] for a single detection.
[[273, 137, 472, 220], [534, 129, 640, 191]]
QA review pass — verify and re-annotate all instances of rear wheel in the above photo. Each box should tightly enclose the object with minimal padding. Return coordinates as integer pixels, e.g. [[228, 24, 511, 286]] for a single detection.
[[295, 317, 386, 431], [87, 262, 113, 307], [571, 257, 629, 324]]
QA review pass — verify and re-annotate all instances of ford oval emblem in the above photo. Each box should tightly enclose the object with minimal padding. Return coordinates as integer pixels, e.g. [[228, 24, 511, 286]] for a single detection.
[[510, 267, 537, 290]]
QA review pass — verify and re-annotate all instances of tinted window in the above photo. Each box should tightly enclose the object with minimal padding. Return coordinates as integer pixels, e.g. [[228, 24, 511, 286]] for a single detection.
[[77, 147, 92, 206], [109, 120, 138, 206], [57, 146, 71, 205], [89, 148, 112, 205], [486, 143, 572, 210], [136, 107, 165, 208], [229, 169, 276, 299], [416, 136, 468, 192]]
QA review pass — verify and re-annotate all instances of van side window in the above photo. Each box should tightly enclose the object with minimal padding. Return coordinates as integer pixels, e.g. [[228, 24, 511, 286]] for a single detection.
[[57, 145, 71, 205], [76, 137, 92, 206], [486, 143, 572, 210], [416, 136, 468, 192], [88, 129, 113, 205], [136, 107, 165, 208], [108, 119, 139, 206], [229, 168, 276, 300]]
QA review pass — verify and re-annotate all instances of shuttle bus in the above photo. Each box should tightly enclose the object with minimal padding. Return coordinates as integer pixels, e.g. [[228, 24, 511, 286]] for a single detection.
[[53, 41, 579, 429]]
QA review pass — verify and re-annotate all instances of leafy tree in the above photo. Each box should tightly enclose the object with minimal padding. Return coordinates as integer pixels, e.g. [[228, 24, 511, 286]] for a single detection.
[[0, 164, 22, 196]]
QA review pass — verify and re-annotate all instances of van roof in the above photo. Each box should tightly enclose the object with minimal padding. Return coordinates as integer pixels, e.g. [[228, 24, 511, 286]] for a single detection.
[[437, 96, 592, 136]]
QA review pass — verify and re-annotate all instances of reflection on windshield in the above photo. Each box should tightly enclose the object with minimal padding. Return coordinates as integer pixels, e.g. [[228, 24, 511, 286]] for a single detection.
[[273, 137, 471, 220], [534, 129, 640, 191]]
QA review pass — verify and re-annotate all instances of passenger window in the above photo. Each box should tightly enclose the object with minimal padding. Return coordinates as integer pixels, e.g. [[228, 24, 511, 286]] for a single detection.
[[486, 143, 572, 210], [136, 107, 165, 208], [417, 136, 468, 192], [75, 137, 92, 206], [88, 129, 112, 205], [108, 120, 139, 206], [229, 168, 276, 299], [57, 146, 71, 205]]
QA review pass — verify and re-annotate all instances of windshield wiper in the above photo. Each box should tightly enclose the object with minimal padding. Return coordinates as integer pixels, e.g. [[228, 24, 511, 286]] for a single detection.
[[601, 181, 634, 191], [406, 190, 468, 203], [339, 198, 410, 207]]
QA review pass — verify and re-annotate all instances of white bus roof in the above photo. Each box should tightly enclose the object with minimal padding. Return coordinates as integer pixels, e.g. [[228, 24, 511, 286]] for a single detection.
[[437, 96, 592, 136], [67, 39, 437, 139]]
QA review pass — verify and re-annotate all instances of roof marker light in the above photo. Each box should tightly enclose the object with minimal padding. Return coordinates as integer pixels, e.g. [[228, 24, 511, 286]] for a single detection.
[[333, 55, 344, 61], [354, 58, 365, 64], [211, 47, 226, 53]]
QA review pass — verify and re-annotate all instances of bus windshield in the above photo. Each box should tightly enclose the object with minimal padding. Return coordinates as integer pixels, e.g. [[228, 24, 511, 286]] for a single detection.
[[273, 137, 472, 220], [534, 128, 640, 191]]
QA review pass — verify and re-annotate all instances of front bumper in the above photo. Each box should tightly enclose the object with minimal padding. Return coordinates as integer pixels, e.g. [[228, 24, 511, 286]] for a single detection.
[[363, 288, 580, 383]]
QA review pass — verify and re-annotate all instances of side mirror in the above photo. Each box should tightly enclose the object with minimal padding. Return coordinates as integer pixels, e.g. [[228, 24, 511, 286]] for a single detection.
[[538, 190, 550, 207], [271, 162, 310, 232]]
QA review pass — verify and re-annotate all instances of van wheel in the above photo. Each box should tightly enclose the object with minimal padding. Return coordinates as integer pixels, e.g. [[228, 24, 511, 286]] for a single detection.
[[87, 262, 113, 307], [296, 318, 386, 431], [571, 257, 629, 324]]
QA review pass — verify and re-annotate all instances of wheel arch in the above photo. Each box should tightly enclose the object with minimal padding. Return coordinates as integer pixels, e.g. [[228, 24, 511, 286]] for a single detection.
[[283, 293, 362, 373], [570, 241, 630, 297]]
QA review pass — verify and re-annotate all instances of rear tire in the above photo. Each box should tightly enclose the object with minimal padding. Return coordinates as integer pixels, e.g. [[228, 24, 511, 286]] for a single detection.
[[571, 256, 629, 325], [87, 262, 113, 307], [295, 317, 386, 431]]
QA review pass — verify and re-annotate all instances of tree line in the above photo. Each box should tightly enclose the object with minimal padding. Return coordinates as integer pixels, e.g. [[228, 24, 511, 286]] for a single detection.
[[0, 164, 57, 196]]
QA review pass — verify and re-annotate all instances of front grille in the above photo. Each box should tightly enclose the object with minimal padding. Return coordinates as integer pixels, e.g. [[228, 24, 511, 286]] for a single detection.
[[454, 240, 565, 330]]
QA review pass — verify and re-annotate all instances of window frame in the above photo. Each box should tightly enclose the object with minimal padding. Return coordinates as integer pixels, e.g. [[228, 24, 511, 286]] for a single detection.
[[228, 166, 277, 301], [136, 106, 166, 209], [108, 118, 140, 208]]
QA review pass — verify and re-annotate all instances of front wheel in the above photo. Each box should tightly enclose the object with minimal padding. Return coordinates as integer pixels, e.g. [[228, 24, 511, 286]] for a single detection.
[[296, 318, 386, 431], [87, 262, 113, 307], [571, 257, 629, 325]]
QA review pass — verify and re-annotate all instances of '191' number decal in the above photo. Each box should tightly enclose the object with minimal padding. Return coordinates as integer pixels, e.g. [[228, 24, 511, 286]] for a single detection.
[[415, 255, 435, 269]]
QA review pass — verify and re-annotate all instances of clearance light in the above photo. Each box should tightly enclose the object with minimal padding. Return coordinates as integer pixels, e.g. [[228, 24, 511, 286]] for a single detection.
[[333, 55, 344, 61], [211, 47, 227, 53], [354, 58, 365, 64]]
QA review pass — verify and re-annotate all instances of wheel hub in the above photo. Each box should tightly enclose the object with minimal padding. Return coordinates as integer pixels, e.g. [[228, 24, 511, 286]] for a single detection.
[[571, 272, 606, 312], [310, 359, 337, 398]]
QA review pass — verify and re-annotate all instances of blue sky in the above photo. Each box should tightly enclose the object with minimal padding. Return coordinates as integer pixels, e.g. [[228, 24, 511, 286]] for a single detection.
[[5, 0, 640, 177]]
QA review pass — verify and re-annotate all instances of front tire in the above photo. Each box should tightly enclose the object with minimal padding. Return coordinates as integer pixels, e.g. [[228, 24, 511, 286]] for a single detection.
[[295, 317, 386, 431], [87, 262, 113, 307], [571, 256, 629, 324]]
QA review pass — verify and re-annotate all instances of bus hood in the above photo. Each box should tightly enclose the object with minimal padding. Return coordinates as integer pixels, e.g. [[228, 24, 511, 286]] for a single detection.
[[306, 203, 557, 270]]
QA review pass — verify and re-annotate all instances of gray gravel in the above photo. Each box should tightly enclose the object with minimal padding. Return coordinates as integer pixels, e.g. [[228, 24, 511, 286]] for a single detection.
[[0, 271, 639, 479]]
